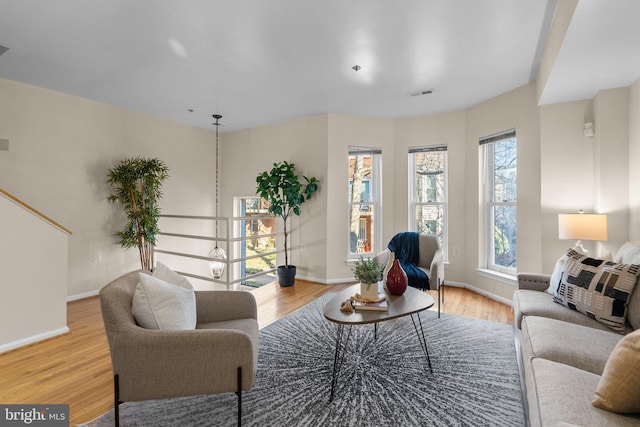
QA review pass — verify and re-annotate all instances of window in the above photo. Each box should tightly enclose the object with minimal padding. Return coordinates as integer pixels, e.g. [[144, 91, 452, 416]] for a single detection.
[[481, 130, 517, 274], [348, 147, 382, 258], [409, 145, 448, 260], [236, 197, 276, 287]]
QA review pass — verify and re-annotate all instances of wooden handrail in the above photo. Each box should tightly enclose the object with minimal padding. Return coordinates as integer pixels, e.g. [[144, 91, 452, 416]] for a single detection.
[[0, 188, 72, 235]]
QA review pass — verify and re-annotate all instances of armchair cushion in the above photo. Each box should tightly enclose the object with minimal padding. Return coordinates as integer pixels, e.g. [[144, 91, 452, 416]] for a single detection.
[[132, 273, 197, 330]]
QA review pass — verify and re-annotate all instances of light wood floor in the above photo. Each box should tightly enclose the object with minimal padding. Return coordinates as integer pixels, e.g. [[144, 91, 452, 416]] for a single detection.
[[0, 281, 514, 425]]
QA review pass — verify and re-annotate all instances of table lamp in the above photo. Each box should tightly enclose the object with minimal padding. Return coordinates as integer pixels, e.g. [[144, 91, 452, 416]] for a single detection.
[[558, 211, 607, 253]]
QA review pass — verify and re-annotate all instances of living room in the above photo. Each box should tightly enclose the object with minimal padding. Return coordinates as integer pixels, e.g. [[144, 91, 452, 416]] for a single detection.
[[1, 0, 640, 425]]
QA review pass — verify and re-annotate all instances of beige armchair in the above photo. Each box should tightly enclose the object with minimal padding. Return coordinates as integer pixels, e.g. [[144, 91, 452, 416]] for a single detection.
[[100, 270, 259, 426], [376, 233, 445, 317]]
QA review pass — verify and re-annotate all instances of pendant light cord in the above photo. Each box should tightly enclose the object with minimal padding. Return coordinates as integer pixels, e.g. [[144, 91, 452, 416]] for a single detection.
[[213, 114, 222, 248]]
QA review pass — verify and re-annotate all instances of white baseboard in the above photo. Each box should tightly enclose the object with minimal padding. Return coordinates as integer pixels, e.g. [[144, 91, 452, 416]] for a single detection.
[[67, 290, 99, 302], [446, 280, 513, 307], [294, 274, 352, 285], [0, 327, 70, 354]]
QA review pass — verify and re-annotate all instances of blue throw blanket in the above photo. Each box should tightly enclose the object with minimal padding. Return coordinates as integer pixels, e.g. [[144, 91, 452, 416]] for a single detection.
[[387, 232, 430, 290]]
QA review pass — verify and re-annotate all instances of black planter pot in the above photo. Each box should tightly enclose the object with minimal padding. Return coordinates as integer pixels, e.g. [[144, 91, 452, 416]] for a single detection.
[[278, 265, 296, 287]]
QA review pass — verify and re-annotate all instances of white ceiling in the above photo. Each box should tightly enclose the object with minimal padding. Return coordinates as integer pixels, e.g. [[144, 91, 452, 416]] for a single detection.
[[539, 0, 640, 105], [0, 1, 637, 132]]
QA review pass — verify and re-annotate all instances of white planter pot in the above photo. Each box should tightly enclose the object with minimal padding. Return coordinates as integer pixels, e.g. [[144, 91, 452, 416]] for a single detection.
[[360, 281, 379, 299]]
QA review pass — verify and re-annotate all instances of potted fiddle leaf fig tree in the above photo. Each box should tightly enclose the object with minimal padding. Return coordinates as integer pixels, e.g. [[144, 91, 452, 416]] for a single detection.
[[107, 157, 169, 271], [256, 161, 319, 286]]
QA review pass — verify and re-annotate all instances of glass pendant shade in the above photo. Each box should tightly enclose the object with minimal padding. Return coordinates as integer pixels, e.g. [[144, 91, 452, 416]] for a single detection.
[[209, 245, 226, 279]]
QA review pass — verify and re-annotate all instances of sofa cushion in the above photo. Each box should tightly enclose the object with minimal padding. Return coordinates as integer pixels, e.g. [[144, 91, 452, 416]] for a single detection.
[[514, 289, 613, 332], [628, 285, 640, 331], [593, 329, 640, 413], [132, 273, 197, 330], [527, 358, 640, 427], [521, 316, 622, 375], [553, 248, 640, 332]]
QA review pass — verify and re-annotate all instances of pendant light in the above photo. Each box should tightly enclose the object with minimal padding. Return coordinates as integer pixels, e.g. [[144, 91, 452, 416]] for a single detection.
[[209, 114, 226, 279]]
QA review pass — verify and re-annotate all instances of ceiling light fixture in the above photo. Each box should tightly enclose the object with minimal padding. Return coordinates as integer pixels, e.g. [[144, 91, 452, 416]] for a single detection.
[[407, 89, 434, 97], [209, 114, 227, 279]]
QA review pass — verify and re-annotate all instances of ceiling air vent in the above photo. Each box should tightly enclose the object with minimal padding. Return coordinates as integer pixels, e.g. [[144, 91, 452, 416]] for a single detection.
[[407, 89, 433, 97], [0, 46, 9, 56]]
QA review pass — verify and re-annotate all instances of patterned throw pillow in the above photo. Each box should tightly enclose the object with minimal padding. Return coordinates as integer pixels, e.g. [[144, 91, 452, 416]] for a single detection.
[[553, 248, 640, 332]]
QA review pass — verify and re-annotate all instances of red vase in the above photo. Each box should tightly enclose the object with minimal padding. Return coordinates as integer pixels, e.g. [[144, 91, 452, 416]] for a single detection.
[[386, 259, 408, 295]]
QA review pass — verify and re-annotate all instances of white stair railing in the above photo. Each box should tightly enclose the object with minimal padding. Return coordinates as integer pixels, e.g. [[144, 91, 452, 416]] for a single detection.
[[155, 214, 281, 290]]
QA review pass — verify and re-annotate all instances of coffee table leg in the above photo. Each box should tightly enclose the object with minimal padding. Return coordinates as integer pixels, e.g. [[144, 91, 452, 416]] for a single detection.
[[330, 324, 352, 401], [410, 312, 433, 374]]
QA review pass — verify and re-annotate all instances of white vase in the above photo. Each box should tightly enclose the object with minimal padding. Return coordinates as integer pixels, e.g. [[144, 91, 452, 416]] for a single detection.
[[383, 251, 395, 283]]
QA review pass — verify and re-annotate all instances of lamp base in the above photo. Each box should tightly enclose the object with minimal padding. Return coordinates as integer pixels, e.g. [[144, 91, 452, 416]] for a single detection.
[[573, 240, 588, 254]]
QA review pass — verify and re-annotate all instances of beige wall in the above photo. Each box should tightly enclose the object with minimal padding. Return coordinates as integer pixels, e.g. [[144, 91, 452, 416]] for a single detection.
[[593, 87, 630, 258], [220, 115, 329, 281], [540, 99, 595, 269], [465, 82, 542, 300], [3, 70, 640, 308], [0, 77, 216, 297], [394, 111, 467, 283], [0, 195, 68, 351], [326, 114, 395, 282], [220, 79, 640, 303], [630, 78, 640, 239], [539, 88, 632, 270]]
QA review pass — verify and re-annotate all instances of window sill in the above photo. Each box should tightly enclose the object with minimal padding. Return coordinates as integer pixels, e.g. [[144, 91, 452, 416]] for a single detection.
[[475, 268, 517, 286]]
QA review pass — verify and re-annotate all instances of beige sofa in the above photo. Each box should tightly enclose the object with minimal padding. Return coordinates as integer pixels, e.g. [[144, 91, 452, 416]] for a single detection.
[[513, 242, 640, 426]]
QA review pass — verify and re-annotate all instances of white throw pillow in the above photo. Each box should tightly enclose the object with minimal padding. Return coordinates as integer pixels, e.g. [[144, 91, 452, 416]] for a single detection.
[[153, 261, 193, 290], [132, 273, 197, 330], [547, 253, 568, 295]]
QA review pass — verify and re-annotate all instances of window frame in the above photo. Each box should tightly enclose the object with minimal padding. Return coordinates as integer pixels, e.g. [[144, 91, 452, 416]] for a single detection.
[[408, 145, 448, 262], [347, 147, 382, 260], [481, 130, 517, 275]]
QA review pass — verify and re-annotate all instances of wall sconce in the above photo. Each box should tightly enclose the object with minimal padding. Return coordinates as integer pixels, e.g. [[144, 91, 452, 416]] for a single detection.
[[558, 211, 607, 253]]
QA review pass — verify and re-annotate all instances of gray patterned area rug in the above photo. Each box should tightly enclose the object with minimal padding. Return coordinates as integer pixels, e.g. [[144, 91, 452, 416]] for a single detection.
[[80, 296, 524, 427]]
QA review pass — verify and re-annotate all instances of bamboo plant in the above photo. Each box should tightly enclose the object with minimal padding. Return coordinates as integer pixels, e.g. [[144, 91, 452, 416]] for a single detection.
[[107, 157, 169, 270]]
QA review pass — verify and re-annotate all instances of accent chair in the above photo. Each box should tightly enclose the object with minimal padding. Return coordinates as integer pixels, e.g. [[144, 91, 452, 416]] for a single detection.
[[99, 270, 259, 426]]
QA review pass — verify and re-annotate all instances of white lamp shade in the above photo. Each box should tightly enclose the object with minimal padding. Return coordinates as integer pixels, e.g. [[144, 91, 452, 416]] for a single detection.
[[558, 213, 608, 241]]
